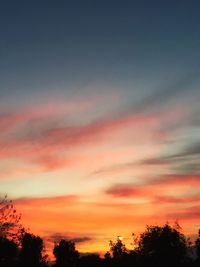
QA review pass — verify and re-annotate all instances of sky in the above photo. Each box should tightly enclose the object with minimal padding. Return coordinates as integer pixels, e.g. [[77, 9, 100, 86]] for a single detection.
[[1, 0, 200, 257]]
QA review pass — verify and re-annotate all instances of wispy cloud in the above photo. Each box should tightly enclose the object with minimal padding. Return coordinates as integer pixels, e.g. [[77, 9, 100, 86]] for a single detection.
[[15, 195, 79, 207], [0, 105, 183, 172], [106, 175, 200, 200], [167, 206, 200, 221], [46, 233, 92, 244], [154, 195, 200, 204], [120, 69, 200, 116]]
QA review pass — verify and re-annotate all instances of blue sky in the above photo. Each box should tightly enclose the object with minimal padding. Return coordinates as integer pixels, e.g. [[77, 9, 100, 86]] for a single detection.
[[1, 1, 200, 100]]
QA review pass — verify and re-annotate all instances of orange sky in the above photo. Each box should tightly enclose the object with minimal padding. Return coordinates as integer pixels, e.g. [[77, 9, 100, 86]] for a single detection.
[[1, 93, 199, 258]]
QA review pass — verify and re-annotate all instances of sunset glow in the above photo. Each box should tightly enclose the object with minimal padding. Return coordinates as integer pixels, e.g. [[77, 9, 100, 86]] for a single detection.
[[0, 1, 200, 260]]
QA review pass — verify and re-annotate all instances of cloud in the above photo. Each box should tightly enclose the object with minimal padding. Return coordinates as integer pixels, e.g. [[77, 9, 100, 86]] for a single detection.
[[167, 206, 200, 221], [143, 141, 200, 163], [104, 174, 200, 228], [92, 157, 167, 176], [97, 140, 200, 177], [106, 175, 200, 199], [46, 233, 92, 244], [0, 112, 28, 133], [15, 195, 79, 207], [176, 142, 200, 158], [138, 142, 200, 175], [106, 184, 147, 198], [1, 75, 198, 175], [0, 106, 179, 172], [154, 195, 200, 204], [147, 174, 200, 186], [36, 109, 172, 149], [0, 97, 96, 135], [122, 68, 200, 116]]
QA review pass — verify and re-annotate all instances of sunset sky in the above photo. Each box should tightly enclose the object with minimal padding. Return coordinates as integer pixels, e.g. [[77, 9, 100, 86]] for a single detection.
[[1, 0, 200, 257]]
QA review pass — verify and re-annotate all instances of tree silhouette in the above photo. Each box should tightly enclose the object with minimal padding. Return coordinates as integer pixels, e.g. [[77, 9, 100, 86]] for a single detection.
[[53, 239, 79, 267], [0, 196, 22, 241], [105, 237, 129, 267], [194, 229, 200, 266], [78, 254, 102, 267], [19, 232, 45, 267], [0, 236, 18, 266], [137, 223, 187, 267], [109, 237, 127, 260]]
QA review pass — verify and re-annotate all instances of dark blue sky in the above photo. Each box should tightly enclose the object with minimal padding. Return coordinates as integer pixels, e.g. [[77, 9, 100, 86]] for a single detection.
[[0, 1, 200, 101]]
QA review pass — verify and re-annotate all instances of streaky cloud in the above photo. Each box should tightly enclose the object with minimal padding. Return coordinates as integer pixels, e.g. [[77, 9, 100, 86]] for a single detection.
[[106, 175, 200, 198], [15, 195, 79, 207], [46, 233, 92, 244], [121, 68, 200, 115]]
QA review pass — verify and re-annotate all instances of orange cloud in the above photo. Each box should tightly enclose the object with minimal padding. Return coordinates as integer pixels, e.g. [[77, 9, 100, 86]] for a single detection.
[[15, 195, 79, 207], [154, 195, 200, 204]]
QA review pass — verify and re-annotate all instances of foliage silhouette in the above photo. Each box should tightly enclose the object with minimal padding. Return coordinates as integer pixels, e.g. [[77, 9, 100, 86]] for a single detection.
[[0, 196, 22, 242], [0, 236, 18, 266], [53, 239, 79, 267], [137, 223, 188, 267], [109, 236, 127, 259], [78, 254, 102, 267], [194, 229, 200, 266], [105, 236, 134, 267], [19, 232, 46, 267]]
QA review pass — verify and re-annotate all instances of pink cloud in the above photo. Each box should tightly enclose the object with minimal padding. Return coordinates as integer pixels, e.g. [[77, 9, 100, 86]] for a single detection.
[[167, 206, 200, 221], [0, 101, 188, 174], [106, 175, 200, 200], [154, 195, 200, 204], [0, 97, 96, 134]]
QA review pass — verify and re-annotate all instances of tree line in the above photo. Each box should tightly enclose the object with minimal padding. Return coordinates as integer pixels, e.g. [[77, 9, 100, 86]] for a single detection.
[[1, 196, 200, 267]]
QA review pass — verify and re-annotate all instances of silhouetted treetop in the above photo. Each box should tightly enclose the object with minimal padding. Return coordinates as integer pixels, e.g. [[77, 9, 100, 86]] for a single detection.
[[0, 195, 22, 241], [20, 232, 45, 267], [138, 223, 187, 266], [0, 236, 18, 265], [109, 236, 127, 259], [53, 239, 79, 267]]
